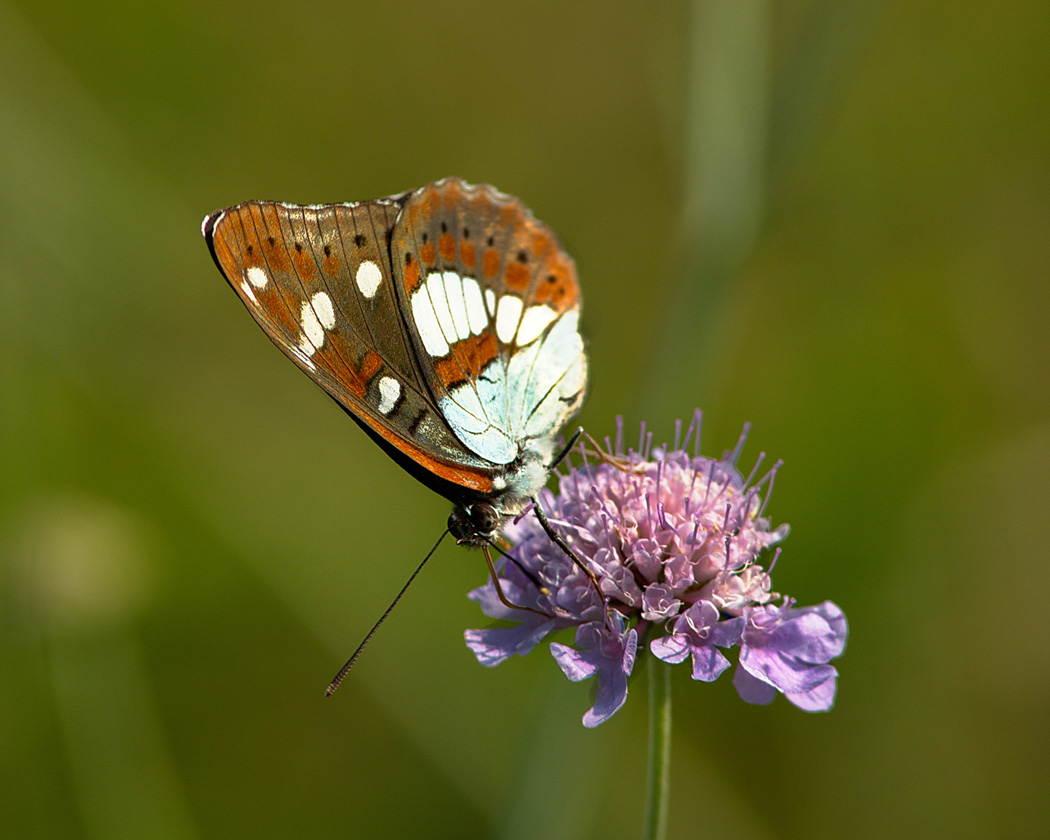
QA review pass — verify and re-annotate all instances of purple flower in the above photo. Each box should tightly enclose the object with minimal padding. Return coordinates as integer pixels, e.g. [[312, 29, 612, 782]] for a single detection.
[[551, 619, 637, 727], [465, 412, 848, 726], [650, 600, 744, 682], [733, 600, 847, 711]]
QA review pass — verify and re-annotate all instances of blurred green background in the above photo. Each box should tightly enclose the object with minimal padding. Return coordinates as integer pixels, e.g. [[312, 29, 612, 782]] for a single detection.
[[2, 1, 1047, 837]]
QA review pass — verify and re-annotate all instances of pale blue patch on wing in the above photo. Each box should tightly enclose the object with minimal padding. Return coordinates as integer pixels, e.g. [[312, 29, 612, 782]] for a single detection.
[[439, 309, 584, 467], [506, 310, 586, 437], [524, 351, 586, 438], [440, 383, 517, 464], [476, 362, 509, 429]]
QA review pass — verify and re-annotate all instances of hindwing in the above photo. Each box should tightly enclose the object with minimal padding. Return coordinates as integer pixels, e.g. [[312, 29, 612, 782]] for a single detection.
[[390, 179, 587, 469]]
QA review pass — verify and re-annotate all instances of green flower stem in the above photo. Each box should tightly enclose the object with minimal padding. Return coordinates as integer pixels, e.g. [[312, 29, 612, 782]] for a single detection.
[[643, 658, 672, 840]]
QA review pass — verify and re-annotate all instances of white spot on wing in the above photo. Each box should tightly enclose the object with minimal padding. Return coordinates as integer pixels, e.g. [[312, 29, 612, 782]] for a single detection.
[[515, 304, 557, 346], [239, 280, 259, 305], [310, 291, 336, 329], [246, 266, 269, 289], [377, 376, 401, 415], [411, 285, 450, 357], [356, 260, 382, 299], [484, 288, 497, 316], [300, 300, 325, 352], [427, 274, 458, 345], [495, 295, 523, 344], [442, 272, 470, 340], [462, 277, 487, 335]]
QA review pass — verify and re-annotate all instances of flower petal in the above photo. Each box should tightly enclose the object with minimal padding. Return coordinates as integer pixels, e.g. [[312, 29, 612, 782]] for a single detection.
[[465, 618, 556, 667], [733, 664, 776, 705], [649, 634, 690, 664], [785, 670, 838, 711], [550, 642, 598, 681], [690, 644, 732, 682], [552, 623, 637, 726], [740, 647, 837, 694]]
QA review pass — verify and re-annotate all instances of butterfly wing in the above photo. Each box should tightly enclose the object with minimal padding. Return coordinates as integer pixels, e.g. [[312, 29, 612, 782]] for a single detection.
[[389, 179, 587, 473], [203, 197, 502, 498]]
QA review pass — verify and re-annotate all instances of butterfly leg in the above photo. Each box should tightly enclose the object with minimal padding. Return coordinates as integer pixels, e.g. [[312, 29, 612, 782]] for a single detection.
[[550, 427, 644, 475], [530, 500, 612, 626], [482, 544, 552, 618], [581, 429, 647, 473], [549, 427, 584, 470]]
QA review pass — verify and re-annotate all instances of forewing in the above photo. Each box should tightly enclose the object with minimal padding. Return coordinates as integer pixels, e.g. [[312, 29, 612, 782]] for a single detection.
[[203, 198, 498, 494]]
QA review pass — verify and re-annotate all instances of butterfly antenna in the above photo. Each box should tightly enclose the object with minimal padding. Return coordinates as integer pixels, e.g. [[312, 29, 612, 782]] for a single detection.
[[324, 528, 450, 697]]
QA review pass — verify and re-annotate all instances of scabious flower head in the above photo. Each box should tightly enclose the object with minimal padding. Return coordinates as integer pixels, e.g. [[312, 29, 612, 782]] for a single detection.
[[465, 412, 848, 726]]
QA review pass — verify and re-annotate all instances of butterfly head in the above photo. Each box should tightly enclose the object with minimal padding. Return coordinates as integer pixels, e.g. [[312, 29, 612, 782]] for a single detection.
[[447, 503, 500, 546]]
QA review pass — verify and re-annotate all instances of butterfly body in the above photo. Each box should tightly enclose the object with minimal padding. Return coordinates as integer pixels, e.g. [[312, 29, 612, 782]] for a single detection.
[[203, 178, 587, 543]]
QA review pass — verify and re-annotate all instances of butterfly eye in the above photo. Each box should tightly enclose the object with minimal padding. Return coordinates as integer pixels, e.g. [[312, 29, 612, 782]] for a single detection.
[[447, 507, 474, 542], [447, 503, 500, 543], [469, 503, 499, 535]]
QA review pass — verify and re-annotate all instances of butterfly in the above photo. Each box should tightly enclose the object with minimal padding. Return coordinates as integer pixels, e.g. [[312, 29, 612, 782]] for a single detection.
[[202, 178, 587, 548]]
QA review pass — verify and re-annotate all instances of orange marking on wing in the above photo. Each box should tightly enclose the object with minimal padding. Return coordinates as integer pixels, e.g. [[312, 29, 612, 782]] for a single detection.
[[434, 331, 499, 388], [403, 257, 421, 292], [212, 217, 282, 326], [256, 279, 299, 336], [322, 247, 343, 277], [360, 412, 494, 493], [468, 190, 492, 221], [416, 187, 438, 216], [439, 178, 463, 206], [499, 203, 519, 226], [420, 241, 436, 266], [291, 245, 319, 283], [315, 347, 383, 398], [532, 255, 579, 308], [482, 248, 500, 279], [504, 261, 531, 292], [459, 239, 476, 269], [255, 205, 292, 273], [210, 221, 238, 275], [438, 232, 456, 264], [530, 231, 550, 258], [356, 350, 383, 392]]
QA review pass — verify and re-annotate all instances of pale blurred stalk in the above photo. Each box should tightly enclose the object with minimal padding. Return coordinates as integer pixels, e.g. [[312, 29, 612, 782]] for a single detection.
[[644, 0, 770, 409]]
